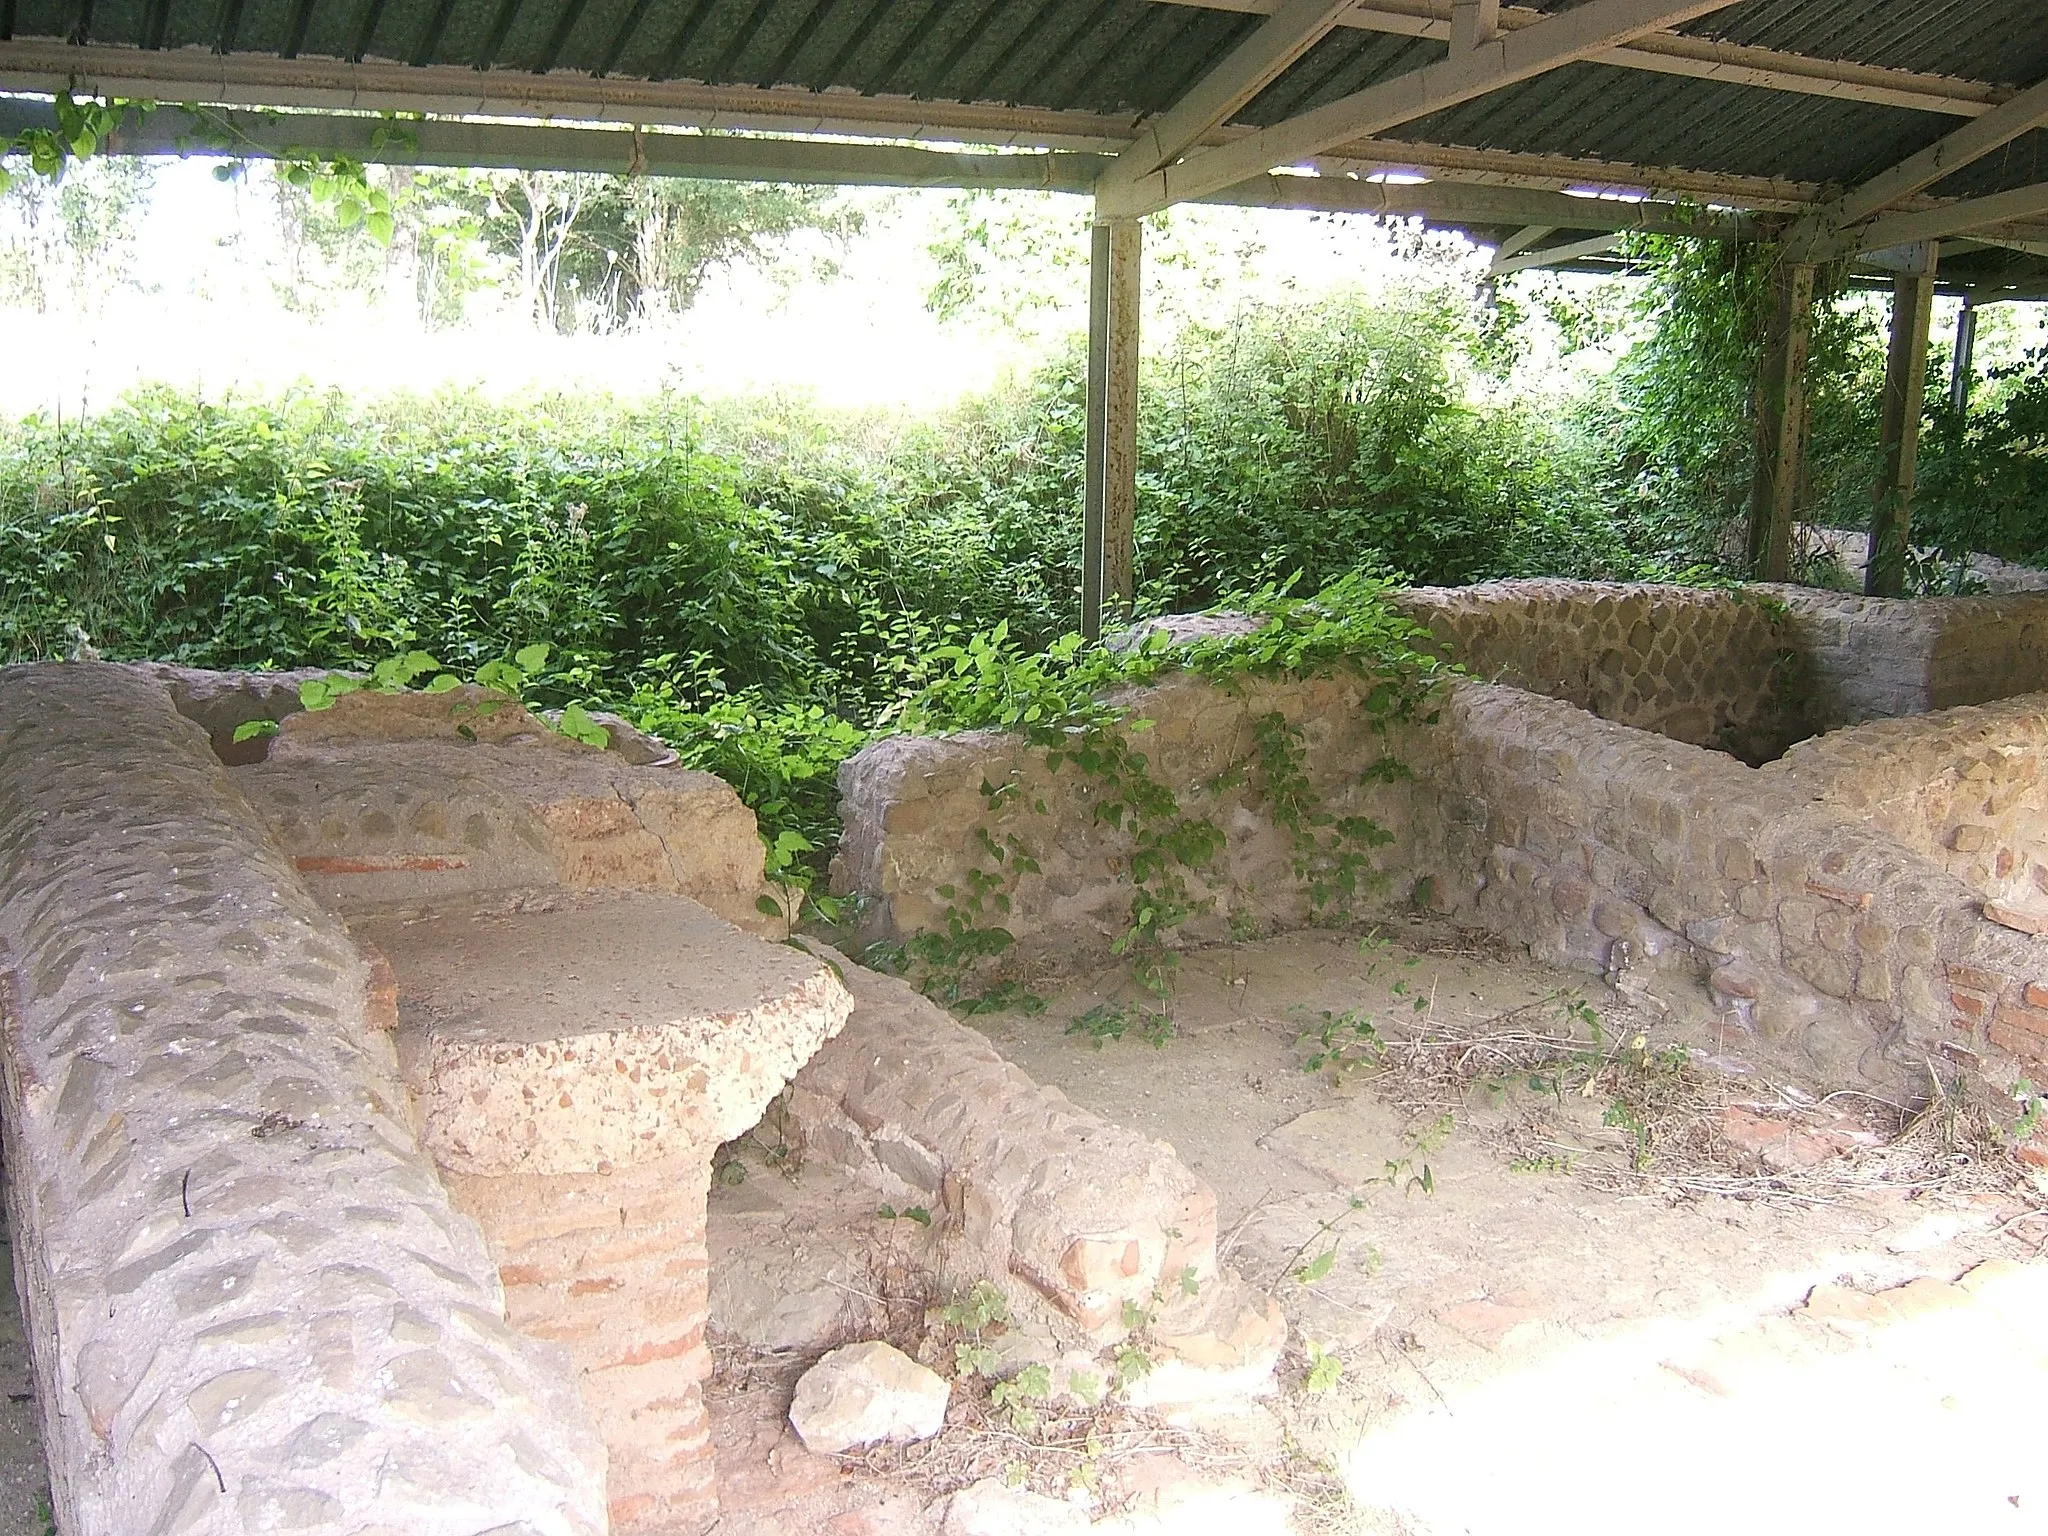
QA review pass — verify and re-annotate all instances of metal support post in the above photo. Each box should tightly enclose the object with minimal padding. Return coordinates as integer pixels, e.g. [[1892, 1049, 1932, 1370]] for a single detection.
[[1745, 258, 1815, 583], [1948, 294, 1977, 417], [1866, 243, 1939, 597]]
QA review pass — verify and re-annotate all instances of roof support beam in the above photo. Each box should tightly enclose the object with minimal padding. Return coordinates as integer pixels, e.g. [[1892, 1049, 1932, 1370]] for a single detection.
[[0, 98, 1112, 188], [1489, 224, 1554, 262], [1448, 0, 1497, 54], [1081, 217, 1142, 641], [1865, 244, 1939, 597], [1096, 0, 1740, 217], [1833, 73, 2048, 226], [1847, 180, 2048, 254], [1196, 172, 1746, 235], [1488, 231, 1618, 276], [1109, 0, 1356, 184], [1746, 258, 1815, 584], [0, 97, 1753, 236], [1150, 0, 2005, 118]]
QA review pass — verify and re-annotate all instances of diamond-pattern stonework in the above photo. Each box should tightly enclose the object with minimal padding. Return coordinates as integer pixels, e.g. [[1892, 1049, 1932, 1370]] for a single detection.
[[835, 583, 2048, 1101]]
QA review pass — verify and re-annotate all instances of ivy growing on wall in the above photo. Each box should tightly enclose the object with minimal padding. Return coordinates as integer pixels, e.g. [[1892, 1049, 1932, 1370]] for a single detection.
[[869, 569, 1448, 1009]]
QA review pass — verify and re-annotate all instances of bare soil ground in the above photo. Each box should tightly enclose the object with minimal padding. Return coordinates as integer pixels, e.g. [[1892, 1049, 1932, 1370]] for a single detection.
[[708, 920, 2048, 1536]]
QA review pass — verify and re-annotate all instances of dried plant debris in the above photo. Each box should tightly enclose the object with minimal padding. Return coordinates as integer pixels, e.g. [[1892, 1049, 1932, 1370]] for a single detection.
[[1317, 984, 2043, 1207]]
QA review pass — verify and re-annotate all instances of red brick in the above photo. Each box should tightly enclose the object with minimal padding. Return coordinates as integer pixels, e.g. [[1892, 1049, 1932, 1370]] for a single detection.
[[1805, 878, 1872, 910], [1989, 1019, 2048, 1063], [1952, 991, 1988, 1019], [1992, 1002, 2048, 1041], [295, 853, 470, 874], [1948, 964, 2009, 995], [601, 1325, 705, 1370], [2025, 981, 2048, 1010]]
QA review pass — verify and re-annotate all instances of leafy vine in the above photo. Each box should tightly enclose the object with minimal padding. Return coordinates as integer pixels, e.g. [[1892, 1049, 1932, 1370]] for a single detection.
[[872, 570, 1448, 1014]]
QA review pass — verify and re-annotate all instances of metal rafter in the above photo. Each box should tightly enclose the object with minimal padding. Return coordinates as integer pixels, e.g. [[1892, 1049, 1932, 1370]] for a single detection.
[[1096, 0, 1740, 217], [1149, 0, 2008, 118], [1105, 0, 1355, 185]]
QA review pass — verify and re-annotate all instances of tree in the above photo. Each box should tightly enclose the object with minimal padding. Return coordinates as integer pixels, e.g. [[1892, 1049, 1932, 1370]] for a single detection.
[[449, 171, 862, 333], [0, 154, 156, 312]]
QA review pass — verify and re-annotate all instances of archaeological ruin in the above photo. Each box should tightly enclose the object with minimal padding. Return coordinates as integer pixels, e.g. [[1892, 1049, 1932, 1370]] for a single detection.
[[0, 579, 2045, 1533]]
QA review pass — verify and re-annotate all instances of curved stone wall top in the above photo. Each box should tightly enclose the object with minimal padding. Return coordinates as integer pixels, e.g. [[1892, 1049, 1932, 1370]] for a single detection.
[[0, 664, 607, 1536]]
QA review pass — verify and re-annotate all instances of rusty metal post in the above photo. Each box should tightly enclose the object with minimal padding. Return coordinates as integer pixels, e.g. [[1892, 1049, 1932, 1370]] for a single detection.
[[1745, 257, 1815, 583], [1866, 243, 1939, 597]]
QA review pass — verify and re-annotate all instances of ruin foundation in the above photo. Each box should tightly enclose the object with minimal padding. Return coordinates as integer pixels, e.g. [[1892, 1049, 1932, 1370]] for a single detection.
[[835, 582, 2048, 1102]]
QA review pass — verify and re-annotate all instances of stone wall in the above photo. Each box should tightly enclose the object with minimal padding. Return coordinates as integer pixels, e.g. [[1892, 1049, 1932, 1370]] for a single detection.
[[1769, 693, 2048, 910], [786, 946, 1283, 1404], [1394, 580, 1809, 763], [0, 664, 607, 1536], [833, 663, 2048, 1096], [834, 670, 1418, 954], [1412, 683, 2048, 1094], [1768, 588, 2048, 729], [230, 685, 771, 932]]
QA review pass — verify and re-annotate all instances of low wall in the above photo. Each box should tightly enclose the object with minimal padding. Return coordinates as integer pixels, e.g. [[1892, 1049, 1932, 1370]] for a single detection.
[[0, 665, 606, 1536], [1769, 589, 2048, 729], [835, 661, 2048, 1096], [1416, 683, 2048, 1093], [1769, 693, 2048, 909], [787, 945, 1283, 1404], [1388, 581, 2048, 760], [1395, 580, 1809, 763]]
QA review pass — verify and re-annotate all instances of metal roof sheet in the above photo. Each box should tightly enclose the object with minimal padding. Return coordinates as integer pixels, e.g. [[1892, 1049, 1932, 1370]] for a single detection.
[[4, 0, 2047, 240]]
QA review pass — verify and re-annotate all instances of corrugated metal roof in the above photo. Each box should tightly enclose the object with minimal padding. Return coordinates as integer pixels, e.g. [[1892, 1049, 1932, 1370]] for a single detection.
[[3, 0, 2046, 207]]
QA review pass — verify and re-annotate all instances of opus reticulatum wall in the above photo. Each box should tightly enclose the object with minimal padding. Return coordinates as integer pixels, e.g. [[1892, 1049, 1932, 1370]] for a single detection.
[[835, 583, 2048, 1100]]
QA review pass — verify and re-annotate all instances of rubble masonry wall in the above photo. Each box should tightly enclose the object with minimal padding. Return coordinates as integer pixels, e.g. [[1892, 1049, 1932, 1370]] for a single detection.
[[835, 590, 2048, 1095], [1768, 588, 2048, 729], [1394, 580, 1809, 762], [0, 664, 607, 1536]]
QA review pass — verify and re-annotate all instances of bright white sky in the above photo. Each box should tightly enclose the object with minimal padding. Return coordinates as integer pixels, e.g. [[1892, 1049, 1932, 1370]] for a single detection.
[[4, 155, 1507, 419]]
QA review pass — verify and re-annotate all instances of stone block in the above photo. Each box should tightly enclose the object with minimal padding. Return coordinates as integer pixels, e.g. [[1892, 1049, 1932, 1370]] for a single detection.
[[0, 664, 607, 1536], [788, 1341, 950, 1453], [363, 891, 852, 1532]]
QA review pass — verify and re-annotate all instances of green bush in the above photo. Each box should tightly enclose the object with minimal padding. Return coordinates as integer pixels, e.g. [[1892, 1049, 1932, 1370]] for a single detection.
[[0, 284, 1652, 861]]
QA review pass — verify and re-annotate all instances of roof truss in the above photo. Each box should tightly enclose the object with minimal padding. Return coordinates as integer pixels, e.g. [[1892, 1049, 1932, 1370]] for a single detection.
[[1094, 0, 1741, 216], [1151, 0, 2011, 118]]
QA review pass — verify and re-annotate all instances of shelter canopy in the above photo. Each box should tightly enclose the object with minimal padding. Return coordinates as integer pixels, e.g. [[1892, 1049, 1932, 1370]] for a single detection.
[[0, 0, 2046, 294]]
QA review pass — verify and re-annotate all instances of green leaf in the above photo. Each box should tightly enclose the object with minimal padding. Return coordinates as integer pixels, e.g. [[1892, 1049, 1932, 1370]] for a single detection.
[[555, 702, 611, 748], [231, 718, 279, 743], [297, 674, 361, 712], [514, 642, 551, 674], [473, 658, 524, 695], [1295, 1249, 1337, 1284]]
